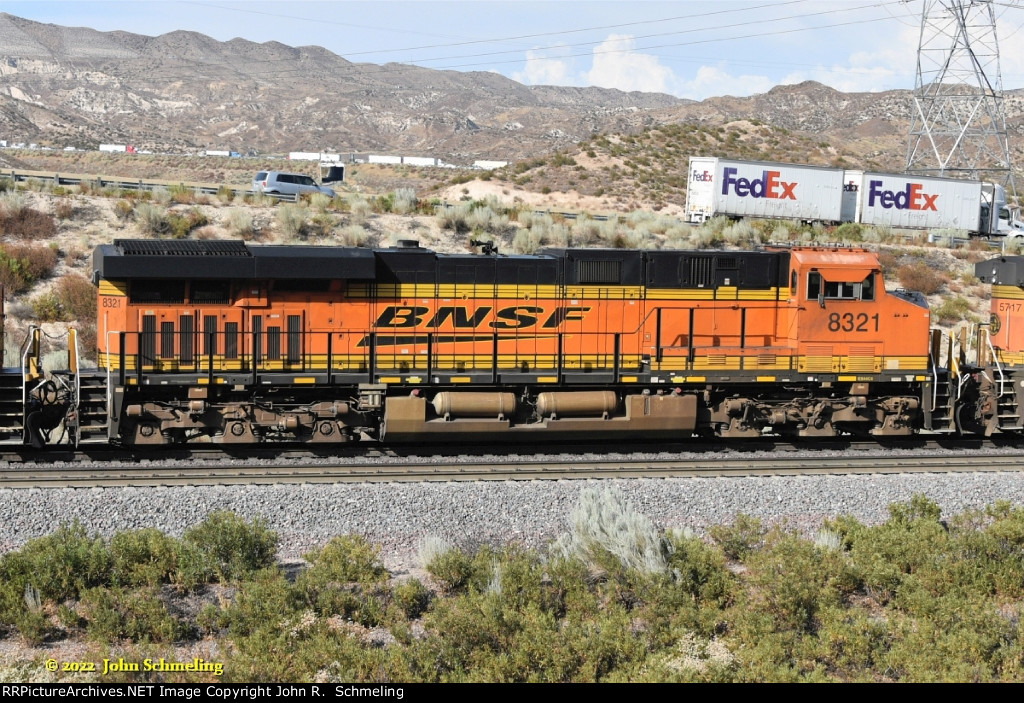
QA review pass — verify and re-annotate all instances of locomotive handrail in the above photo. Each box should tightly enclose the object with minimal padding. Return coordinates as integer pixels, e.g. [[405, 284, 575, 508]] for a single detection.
[[20, 326, 37, 445], [983, 328, 1007, 399]]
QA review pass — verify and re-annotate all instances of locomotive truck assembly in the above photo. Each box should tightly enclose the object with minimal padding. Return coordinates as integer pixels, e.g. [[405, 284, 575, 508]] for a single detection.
[[1, 238, 1022, 449]]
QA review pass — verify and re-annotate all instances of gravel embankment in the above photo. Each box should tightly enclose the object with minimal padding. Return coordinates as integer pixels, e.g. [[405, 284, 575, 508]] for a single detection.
[[2, 456, 1024, 572]]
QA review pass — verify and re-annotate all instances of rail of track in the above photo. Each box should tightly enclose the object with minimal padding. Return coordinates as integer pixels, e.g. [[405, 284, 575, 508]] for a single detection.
[[1, 438, 1022, 488]]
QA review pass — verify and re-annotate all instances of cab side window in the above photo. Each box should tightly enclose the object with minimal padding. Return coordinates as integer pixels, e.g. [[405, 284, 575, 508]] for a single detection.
[[807, 271, 876, 301]]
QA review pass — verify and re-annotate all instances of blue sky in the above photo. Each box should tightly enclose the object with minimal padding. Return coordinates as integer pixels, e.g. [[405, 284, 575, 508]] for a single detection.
[[6, 1, 1024, 100]]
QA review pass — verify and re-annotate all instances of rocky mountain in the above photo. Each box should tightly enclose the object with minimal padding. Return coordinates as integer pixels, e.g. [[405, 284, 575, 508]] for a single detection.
[[0, 13, 684, 163], [1, 12, 1024, 171]]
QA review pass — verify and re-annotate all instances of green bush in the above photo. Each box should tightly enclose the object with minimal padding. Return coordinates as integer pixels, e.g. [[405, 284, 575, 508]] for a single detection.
[[182, 511, 278, 582], [425, 547, 474, 594], [30, 274, 97, 323], [393, 578, 432, 619], [709, 514, 766, 561], [0, 243, 58, 295], [110, 528, 180, 587], [166, 208, 208, 239], [221, 568, 302, 638], [81, 586, 187, 643], [302, 535, 388, 586], [933, 296, 973, 324], [0, 523, 112, 608]]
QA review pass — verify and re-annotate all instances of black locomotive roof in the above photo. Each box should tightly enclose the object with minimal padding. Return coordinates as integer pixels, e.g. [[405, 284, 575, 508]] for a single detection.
[[94, 240, 790, 290], [94, 240, 376, 280], [976, 256, 1024, 287]]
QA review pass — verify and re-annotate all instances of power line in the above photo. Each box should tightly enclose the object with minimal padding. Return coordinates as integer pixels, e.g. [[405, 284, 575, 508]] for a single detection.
[[187, 0, 811, 58], [398, 1, 906, 67]]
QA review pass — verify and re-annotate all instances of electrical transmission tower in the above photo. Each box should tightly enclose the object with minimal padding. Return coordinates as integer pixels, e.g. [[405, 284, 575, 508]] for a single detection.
[[905, 0, 1015, 195]]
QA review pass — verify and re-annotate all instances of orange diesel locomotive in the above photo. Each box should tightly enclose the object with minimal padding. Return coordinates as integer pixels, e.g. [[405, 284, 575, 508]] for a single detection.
[[81, 238, 949, 447]]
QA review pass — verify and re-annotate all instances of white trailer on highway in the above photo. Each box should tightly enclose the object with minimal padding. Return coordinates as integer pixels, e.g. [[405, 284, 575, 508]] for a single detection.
[[684, 157, 846, 224], [686, 156, 1024, 237]]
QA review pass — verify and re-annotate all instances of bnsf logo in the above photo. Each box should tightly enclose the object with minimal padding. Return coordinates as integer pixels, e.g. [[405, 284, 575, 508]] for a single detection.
[[691, 169, 713, 182], [867, 180, 938, 211], [722, 167, 797, 200], [375, 305, 591, 330]]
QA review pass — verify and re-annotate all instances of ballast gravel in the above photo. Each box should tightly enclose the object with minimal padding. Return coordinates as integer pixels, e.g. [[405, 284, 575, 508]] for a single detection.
[[2, 450, 1024, 572]]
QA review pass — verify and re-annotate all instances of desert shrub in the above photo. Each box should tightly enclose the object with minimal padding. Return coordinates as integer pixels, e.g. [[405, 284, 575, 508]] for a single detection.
[[134, 202, 168, 235], [350, 198, 372, 223], [113, 199, 135, 221], [80, 586, 187, 643], [573, 216, 602, 244], [933, 296, 973, 324], [31, 274, 96, 323], [0, 243, 58, 295], [337, 224, 368, 247], [544, 222, 571, 247], [0, 523, 112, 607], [182, 511, 278, 583], [897, 262, 946, 295], [0, 190, 28, 217], [216, 185, 236, 204], [393, 578, 432, 619], [709, 514, 766, 561], [306, 212, 334, 238], [0, 204, 57, 241], [551, 485, 668, 577], [220, 568, 303, 638], [392, 188, 417, 215], [438, 203, 472, 233], [76, 324, 98, 363], [736, 532, 858, 635], [833, 222, 864, 242], [301, 535, 388, 586], [512, 228, 542, 254], [276, 204, 308, 238], [53, 198, 75, 220], [167, 184, 196, 204], [166, 208, 208, 239], [225, 208, 255, 239], [663, 530, 735, 606], [110, 528, 180, 588], [419, 537, 473, 594]]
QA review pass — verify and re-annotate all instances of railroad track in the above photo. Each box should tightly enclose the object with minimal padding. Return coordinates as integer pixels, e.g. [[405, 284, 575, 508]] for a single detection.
[[2, 443, 1023, 488]]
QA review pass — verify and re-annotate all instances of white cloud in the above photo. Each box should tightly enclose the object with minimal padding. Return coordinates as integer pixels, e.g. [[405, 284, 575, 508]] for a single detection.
[[677, 65, 774, 101], [584, 34, 676, 94], [513, 45, 576, 86]]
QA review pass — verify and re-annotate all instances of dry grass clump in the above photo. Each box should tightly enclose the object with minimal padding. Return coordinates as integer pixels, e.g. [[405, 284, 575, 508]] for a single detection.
[[53, 198, 76, 220], [0, 192, 58, 241], [512, 228, 542, 254], [224, 208, 256, 239], [392, 188, 418, 215], [897, 262, 947, 295], [337, 225, 369, 247], [275, 204, 308, 239]]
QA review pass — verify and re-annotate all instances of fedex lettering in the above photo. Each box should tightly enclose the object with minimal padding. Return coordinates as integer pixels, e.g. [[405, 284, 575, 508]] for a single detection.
[[691, 169, 713, 182], [721, 167, 797, 200], [867, 180, 938, 211]]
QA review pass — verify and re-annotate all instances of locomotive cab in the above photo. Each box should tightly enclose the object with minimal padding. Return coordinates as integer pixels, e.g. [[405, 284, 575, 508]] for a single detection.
[[787, 247, 930, 375]]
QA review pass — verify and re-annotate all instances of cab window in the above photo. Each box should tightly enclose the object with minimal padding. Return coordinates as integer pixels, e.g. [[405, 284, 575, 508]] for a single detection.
[[807, 271, 875, 301]]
